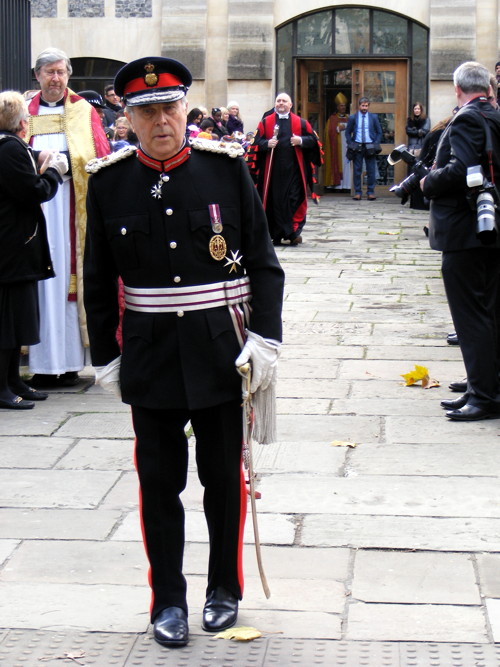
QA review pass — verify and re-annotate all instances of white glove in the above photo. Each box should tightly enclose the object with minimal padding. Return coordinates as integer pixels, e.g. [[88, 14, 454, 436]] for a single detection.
[[235, 330, 281, 393], [43, 151, 69, 177], [94, 355, 121, 398]]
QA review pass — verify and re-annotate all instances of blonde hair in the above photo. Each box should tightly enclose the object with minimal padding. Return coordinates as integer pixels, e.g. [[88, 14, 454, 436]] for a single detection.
[[0, 90, 29, 133]]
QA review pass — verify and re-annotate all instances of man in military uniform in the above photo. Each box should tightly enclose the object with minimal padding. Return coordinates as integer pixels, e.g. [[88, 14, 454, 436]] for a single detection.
[[83, 57, 284, 648]]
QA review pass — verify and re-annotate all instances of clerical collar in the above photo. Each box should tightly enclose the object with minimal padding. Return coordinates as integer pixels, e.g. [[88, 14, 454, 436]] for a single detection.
[[276, 113, 289, 119], [137, 143, 191, 172], [39, 97, 64, 107]]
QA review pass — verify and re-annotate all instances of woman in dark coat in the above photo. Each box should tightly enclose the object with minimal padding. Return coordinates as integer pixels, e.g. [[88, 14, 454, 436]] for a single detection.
[[0, 90, 66, 408]]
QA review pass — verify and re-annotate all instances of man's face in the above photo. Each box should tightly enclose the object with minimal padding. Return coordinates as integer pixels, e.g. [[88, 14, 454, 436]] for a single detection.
[[275, 94, 293, 115], [337, 103, 346, 114], [105, 88, 120, 106], [35, 59, 69, 103], [359, 101, 370, 113], [126, 100, 187, 160]]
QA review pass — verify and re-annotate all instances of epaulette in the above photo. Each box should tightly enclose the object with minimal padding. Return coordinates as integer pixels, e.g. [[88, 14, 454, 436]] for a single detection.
[[85, 145, 137, 174], [189, 137, 245, 158]]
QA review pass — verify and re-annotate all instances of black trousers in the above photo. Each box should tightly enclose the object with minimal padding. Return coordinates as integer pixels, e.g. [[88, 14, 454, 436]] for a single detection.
[[131, 399, 246, 622], [441, 247, 500, 409]]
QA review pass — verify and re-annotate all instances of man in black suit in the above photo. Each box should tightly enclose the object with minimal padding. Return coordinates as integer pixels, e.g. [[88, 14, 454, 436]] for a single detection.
[[83, 57, 284, 646], [421, 61, 500, 421]]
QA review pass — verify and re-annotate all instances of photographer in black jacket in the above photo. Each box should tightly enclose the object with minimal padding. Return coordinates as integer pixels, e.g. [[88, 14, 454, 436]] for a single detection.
[[422, 61, 500, 421]]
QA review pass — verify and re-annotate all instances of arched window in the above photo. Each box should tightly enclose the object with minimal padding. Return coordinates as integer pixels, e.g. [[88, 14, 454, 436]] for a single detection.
[[277, 7, 428, 110]]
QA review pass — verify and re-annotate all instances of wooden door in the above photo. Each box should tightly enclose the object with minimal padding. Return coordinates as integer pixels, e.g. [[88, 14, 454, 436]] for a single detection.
[[297, 58, 408, 195], [351, 60, 408, 194]]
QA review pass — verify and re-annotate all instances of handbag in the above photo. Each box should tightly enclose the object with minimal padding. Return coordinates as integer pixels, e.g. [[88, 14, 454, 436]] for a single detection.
[[365, 143, 382, 158]]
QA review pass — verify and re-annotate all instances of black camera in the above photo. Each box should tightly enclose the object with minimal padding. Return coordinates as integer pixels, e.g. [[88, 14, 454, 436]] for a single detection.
[[466, 166, 499, 245], [387, 145, 429, 204]]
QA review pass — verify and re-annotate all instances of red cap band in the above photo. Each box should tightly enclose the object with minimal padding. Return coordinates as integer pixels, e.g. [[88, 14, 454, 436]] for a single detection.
[[124, 72, 183, 96]]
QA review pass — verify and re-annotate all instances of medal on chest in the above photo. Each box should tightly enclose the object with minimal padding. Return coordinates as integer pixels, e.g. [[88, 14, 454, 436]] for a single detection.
[[208, 203, 227, 260], [151, 172, 170, 199]]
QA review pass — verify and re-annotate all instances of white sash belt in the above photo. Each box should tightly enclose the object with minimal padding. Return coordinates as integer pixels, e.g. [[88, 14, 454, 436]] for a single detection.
[[123, 276, 252, 313]]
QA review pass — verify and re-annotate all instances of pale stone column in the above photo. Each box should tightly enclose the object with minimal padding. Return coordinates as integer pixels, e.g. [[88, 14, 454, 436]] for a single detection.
[[205, 0, 229, 111], [476, 0, 499, 69]]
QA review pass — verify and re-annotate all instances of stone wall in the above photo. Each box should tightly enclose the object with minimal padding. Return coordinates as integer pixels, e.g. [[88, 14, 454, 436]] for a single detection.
[[116, 1, 153, 18], [31, 0, 57, 18], [429, 0, 476, 79], [68, 1, 104, 18]]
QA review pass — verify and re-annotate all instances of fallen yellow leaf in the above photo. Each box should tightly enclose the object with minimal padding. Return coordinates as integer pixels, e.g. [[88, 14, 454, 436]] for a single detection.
[[401, 364, 429, 386], [330, 440, 357, 448], [214, 626, 262, 641]]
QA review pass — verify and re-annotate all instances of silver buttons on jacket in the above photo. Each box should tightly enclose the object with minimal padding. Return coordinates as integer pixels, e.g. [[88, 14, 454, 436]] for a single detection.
[[121, 227, 127, 235], [166, 208, 173, 215], [170, 241, 177, 249], [173, 276, 181, 283]]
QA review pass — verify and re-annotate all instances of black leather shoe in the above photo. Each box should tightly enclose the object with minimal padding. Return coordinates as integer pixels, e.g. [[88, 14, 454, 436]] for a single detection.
[[449, 379, 467, 393], [0, 396, 35, 410], [440, 394, 468, 410], [153, 607, 189, 647], [445, 404, 500, 421], [447, 332, 459, 345], [202, 586, 239, 632], [17, 386, 49, 401]]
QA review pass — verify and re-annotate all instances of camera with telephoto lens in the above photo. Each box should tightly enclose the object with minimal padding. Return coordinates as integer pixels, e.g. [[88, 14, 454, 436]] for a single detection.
[[387, 144, 430, 204], [466, 165, 499, 245]]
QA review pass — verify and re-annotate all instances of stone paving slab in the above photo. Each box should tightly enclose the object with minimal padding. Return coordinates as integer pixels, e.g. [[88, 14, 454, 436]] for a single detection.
[[0, 437, 74, 469], [301, 515, 500, 551], [55, 413, 135, 438], [329, 397, 441, 417], [55, 438, 135, 470], [345, 602, 488, 643], [275, 414, 381, 443], [0, 540, 19, 566], [253, 440, 346, 473], [348, 378, 464, 400], [112, 509, 297, 546], [386, 415, 500, 444], [281, 344, 365, 359], [477, 555, 500, 597], [0, 470, 120, 509], [277, 378, 350, 399], [337, 358, 467, 381], [351, 550, 480, 604], [260, 474, 500, 517], [0, 508, 121, 540], [487, 599, 500, 642], [346, 442, 500, 476], [0, 582, 150, 632], [1, 540, 148, 585]]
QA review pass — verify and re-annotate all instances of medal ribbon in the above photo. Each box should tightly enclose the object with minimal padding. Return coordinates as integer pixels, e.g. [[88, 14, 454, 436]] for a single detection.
[[208, 203, 222, 232]]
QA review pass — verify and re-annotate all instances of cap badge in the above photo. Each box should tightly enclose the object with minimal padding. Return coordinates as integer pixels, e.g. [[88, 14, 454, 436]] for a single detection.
[[144, 63, 159, 87]]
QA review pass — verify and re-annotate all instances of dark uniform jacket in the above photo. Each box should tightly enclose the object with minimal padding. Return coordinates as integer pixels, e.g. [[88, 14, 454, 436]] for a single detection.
[[84, 143, 284, 411], [423, 97, 500, 252], [0, 132, 59, 285]]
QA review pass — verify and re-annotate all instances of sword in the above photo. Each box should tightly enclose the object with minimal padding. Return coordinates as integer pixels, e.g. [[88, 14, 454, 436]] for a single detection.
[[262, 124, 279, 210], [237, 362, 271, 599]]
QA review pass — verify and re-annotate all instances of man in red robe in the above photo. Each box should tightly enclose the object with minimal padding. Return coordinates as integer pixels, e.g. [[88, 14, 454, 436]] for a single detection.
[[252, 93, 321, 246]]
